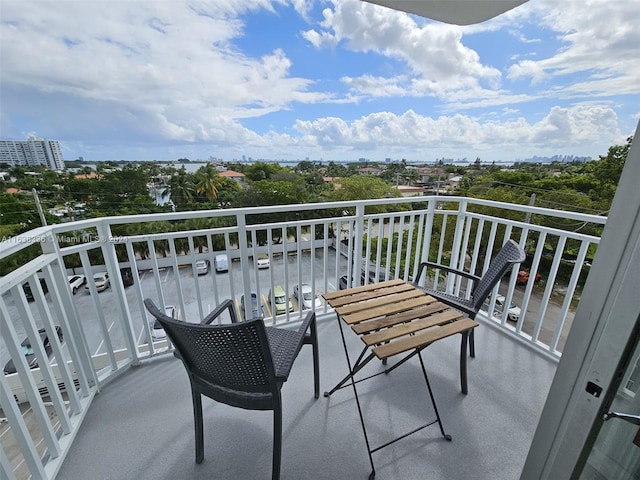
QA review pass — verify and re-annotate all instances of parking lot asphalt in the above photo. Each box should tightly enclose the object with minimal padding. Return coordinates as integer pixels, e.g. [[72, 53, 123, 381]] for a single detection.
[[1, 249, 345, 367]]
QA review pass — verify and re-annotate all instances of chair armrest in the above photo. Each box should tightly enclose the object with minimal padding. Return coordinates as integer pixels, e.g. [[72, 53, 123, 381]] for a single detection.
[[414, 261, 481, 285], [201, 298, 239, 325], [297, 310, 317, 338]]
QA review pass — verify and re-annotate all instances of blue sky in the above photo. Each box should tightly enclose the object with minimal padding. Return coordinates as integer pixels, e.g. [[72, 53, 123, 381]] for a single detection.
[[1, 0, 638, 163]]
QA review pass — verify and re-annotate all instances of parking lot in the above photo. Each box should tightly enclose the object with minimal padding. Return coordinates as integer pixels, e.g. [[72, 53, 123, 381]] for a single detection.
[[1, 249, 347, 369]]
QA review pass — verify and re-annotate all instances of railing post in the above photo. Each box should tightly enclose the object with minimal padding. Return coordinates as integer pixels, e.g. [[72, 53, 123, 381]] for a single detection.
[[0, 370, 47, 479], [353, 203, 366, 284], [447, 199, 468, 292], [38, 229, 97, 395], [451, 198, 468, 268], [236, 212, 252, 321], [96, 221, 140, 365], [414, 198, 436, 286]]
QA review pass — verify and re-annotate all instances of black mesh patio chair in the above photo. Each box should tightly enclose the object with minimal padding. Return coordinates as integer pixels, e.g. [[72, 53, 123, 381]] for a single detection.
[[413, 239, 526, 358], [143, 298, 319, 480]]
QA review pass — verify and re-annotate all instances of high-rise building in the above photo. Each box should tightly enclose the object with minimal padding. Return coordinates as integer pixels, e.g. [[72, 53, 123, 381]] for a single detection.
[[0, 137, 65, 170]]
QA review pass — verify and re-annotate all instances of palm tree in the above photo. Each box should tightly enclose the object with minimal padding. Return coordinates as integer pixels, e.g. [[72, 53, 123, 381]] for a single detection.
[[162, 168, 195, 210], [194, 164, 220, 202]]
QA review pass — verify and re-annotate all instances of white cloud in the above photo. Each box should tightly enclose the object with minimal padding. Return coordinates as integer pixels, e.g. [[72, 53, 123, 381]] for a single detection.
[[507, 0, 640, 95], [0, 1, 322, 144], [303, 0, 502, 97], [508, 60, 547, 84], [293, 104, 622, 153]]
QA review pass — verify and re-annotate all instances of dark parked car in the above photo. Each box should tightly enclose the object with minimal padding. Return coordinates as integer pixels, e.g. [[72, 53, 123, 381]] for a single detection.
[[3, 326, 64, 375], [22, 278, 48, 302], [339, 270, 385, 290], [120, 267, 134, 287]]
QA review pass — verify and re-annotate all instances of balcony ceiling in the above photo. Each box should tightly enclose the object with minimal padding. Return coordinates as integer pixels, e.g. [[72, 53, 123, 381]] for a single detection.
[[363, 0, 528, 25], [57, 315, 556, 480]]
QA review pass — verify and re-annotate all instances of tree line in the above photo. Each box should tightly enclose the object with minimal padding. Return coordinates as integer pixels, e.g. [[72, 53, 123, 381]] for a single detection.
[[0, 137, 631, 274]]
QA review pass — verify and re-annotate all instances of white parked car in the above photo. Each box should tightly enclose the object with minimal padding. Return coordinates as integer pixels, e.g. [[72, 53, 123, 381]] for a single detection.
[[293, 284, 323, 310], [214, 254, 229, 272], [151, 305, 176, 340], [68, 274, 86, 294], [85, 272, 110, 292], [256, 253, 270, 269], [494, 295, 521, 322]]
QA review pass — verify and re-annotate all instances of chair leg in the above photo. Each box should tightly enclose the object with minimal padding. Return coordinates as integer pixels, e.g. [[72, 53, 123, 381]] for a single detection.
[[191, 386, 204, 464], [272, 394, 283, 480], [304, 315, 320, 399], [310, 319, 320, 399], [469, 328, 476, 358], [460, 332, 469, 395]]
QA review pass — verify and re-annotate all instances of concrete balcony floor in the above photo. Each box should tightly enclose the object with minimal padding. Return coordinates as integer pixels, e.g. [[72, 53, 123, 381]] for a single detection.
[[57, 316, 557, 480]]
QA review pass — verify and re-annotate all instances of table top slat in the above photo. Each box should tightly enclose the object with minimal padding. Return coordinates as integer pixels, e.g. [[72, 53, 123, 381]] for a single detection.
[[372, 318, 479, 360], [326, 283, 416, 309], [351, 301, 450, 335], [341, 296, 435, 325], [335, 288, 426, 317], [361, 309, 464, 346], [322, 279, 404, 301]]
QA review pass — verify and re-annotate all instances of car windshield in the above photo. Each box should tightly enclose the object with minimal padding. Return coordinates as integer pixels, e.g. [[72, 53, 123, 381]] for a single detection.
[[303, 292, 313, 301], [275, 296, 285, 304]]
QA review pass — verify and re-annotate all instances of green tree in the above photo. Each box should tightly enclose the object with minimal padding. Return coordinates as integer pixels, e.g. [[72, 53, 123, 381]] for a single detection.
[[163, 168, 195, 210], [0, 193, 42, 236], [325, 161, 349, 177], [194, 164, 221, 201], [328, 175, 400, 202], [243, 162, 282, 181]]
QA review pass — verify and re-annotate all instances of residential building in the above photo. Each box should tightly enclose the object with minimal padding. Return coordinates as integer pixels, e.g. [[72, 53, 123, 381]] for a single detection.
[[0, 137, 65, 170], [219, 169, 246, 183], [394, 185, 426, 197]]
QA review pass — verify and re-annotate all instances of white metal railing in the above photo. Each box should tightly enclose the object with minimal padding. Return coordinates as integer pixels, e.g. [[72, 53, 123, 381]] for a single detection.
[[0, 195, 606, 479]]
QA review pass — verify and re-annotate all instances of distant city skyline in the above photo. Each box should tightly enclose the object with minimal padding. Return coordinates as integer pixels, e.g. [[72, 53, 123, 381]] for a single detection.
[[1, 1, 638, 163], [64, 152, 593, 167]]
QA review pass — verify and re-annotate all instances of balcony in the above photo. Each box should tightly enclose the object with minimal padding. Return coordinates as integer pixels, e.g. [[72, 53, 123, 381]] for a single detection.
[[0, 196, 604, 479]]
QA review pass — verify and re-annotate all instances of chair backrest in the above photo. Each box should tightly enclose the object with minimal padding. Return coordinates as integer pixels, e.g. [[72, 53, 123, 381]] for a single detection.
[[470, 239, 526, 312], [144, 299, 277, 394]]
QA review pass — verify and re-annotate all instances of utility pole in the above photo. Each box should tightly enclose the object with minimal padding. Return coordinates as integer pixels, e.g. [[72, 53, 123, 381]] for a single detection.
[[32, 188, 47, 226], [524, 193, 536, 223]]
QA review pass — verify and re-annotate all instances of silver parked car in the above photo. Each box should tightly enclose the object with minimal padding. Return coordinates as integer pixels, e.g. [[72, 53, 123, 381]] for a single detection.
[[293, 284, 323, 310], [195, 260, 210, 275]]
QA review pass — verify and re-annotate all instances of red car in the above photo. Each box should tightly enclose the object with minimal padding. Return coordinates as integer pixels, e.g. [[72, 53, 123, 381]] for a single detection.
[[517, 269, 541, 285]]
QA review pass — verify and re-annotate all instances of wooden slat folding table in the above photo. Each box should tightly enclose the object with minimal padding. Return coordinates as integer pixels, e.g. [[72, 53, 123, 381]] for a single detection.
[[323, 279, 479, 479]]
